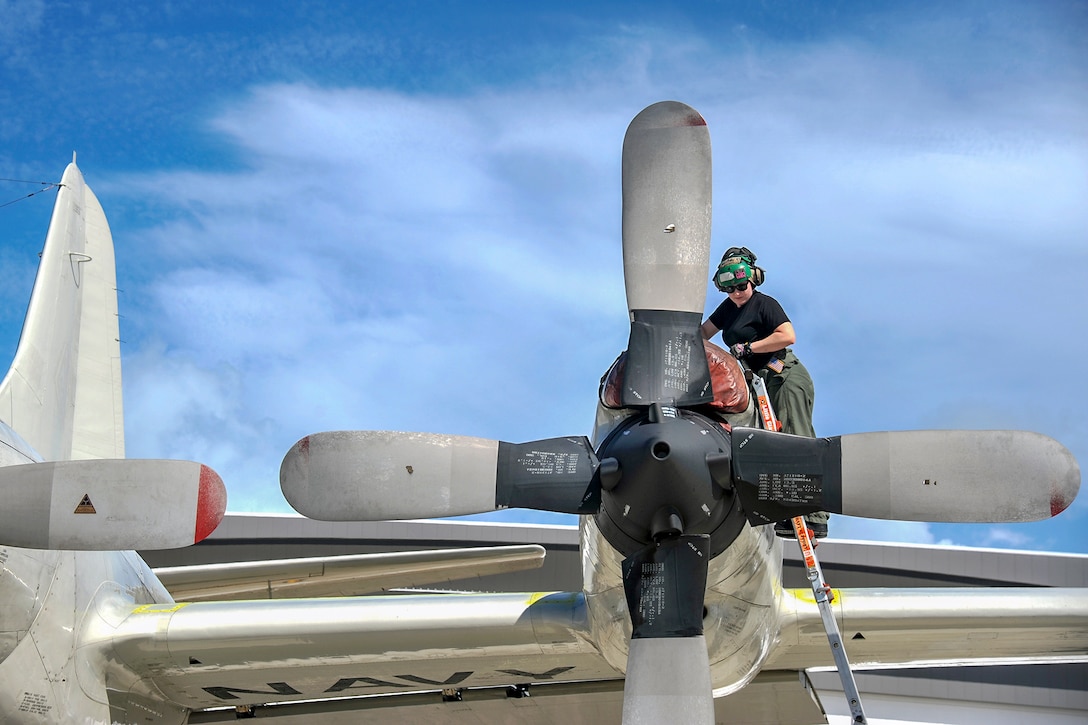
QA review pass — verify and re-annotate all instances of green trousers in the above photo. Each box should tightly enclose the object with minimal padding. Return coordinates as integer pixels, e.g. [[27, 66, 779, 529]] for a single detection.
[[758, 349, 815, 437], [759, 350, 828, 525]]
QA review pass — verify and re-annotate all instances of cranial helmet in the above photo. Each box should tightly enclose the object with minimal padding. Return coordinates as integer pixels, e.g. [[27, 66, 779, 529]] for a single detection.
[[713, 246, 765, 292]]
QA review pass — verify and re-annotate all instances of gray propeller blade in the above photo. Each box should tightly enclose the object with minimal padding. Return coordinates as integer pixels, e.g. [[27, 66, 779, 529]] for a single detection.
[[0, 459, 226, 550], [620, 100, 714, 408], [623, 637, 714, 724], [621, 534, 714, 724], [729, 428, 1081, 525], [280, 430, 599, 521]]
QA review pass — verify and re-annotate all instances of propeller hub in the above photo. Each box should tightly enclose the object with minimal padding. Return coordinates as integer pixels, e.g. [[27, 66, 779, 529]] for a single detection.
[[594, 405, 746, 558]]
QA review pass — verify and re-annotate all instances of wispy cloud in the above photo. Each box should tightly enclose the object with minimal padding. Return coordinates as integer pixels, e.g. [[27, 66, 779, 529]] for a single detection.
[[979, 527, 1035, 549], [831, 516, 940, 546], [7, 3, 1084, 550]]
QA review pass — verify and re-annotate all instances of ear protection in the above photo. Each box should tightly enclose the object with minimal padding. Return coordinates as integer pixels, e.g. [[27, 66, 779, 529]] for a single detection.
[[718, 246, 766, 287]]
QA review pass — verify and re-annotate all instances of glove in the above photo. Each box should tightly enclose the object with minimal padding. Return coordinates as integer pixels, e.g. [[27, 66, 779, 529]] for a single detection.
[[731, 342, 752, 358]]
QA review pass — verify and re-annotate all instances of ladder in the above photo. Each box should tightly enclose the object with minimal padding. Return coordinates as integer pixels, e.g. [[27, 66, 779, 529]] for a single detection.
[[748, 369, 868, 724]]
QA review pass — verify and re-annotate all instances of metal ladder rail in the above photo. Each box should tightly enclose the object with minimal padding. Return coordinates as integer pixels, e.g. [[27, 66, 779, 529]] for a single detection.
[[747, 368, 868, 724], [792, 515, 867, 723]]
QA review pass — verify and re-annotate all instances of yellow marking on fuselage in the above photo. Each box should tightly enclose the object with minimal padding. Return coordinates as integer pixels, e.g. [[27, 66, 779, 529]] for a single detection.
[[527, 591, 578, 606], [132, 602, 191, 614], [786, 588, 842, 605]]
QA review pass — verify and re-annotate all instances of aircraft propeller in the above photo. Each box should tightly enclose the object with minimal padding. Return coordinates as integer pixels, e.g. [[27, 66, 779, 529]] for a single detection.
[[0, 459, 226, 550], [280, 101, 1080, 723]]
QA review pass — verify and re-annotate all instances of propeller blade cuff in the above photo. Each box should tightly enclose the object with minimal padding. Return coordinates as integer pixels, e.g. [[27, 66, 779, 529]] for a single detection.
[[622, 534, 710, 639], [621, 310, 713, 407], [731, 428, 841, 525], [496, 437, 600, 514]]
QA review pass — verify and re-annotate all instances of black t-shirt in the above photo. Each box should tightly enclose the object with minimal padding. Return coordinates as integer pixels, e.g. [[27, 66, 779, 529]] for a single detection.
[[708, 290, 790, 371]]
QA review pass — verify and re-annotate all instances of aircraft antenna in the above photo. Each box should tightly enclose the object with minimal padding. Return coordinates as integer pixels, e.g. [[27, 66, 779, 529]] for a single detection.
[[0, 178, 62, 209]]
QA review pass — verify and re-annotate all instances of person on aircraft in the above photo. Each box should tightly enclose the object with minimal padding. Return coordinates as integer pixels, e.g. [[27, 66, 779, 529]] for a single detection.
[[700, 246, 828, 539]]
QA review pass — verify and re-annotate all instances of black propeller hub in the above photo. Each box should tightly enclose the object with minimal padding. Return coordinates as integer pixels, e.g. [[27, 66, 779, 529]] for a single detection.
[[594, 404, 747, 558]]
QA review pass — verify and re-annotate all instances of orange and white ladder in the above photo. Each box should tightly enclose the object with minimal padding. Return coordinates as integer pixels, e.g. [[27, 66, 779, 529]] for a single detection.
[[748, 370, 869, 724]]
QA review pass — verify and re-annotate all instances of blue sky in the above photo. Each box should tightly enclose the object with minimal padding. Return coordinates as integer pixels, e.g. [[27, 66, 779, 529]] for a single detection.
[[1, 0, 1085, 553]]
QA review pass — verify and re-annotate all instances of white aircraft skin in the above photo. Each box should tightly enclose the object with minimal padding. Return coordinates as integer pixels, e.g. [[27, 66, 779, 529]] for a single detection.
[[0, 163, 543, 723], [2, 155, 1085, 724], [0, 161, 190, 722]]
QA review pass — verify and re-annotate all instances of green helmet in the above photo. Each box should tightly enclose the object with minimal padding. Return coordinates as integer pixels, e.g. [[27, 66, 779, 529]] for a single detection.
[[714, 257, 753, 292], [713, 246, 762, 292]]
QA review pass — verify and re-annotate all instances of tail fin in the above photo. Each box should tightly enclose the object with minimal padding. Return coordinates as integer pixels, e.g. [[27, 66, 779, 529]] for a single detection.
[[0, 161, 124, 461], [0, 164, 227, 550]]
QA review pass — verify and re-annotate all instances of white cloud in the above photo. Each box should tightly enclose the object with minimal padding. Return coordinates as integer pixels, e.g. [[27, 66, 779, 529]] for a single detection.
[[829, 516, 939, 546], [979, 527, 1035, 549], [100, 18, 1087, 554]]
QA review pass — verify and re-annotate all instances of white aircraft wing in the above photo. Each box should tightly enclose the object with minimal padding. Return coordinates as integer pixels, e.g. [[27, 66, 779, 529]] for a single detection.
[[94, 591, 621, 713], [768, 586, 1088, 670], [152, 545, 547, 601], [96, 591, 827, 725], [179, 672, 826, 725], [94, 584, 1087, 720]]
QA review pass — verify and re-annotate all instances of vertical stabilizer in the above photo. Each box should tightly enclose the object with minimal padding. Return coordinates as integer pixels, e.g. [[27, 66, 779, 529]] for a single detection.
[[0, 162, 124, 461]]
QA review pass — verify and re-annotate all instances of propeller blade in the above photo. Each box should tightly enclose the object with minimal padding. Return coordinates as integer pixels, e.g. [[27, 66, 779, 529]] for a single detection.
[[280, 430, 599, 521], [620, 101, 713, 408], [624, 638, 714, 725], [0, 459, 226, 550], [730, 428, 1080, 524], [621, 534, 714, 724]]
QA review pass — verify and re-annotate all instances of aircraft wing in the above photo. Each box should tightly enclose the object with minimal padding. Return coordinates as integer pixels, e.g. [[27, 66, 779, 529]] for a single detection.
[[152, 545, 546, 601], [94, 591, 622, 714], [96, 592, 829, 725], [92, 587, 1087, 722], [181, 671, 825, 725], [767, 586, 1088, 670]]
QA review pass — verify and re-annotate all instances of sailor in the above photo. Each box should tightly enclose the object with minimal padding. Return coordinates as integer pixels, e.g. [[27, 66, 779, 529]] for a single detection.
[[700, 246, 828, 538]]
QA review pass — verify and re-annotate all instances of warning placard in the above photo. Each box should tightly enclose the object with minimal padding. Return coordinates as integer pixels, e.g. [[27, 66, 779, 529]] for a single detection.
[[74, 494, 96, 514]]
